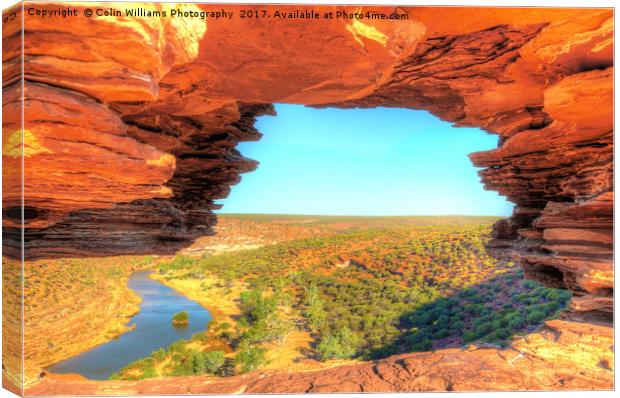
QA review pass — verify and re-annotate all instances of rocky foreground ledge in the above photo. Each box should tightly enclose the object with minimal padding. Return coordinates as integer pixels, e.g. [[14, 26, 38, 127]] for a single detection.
[[25, 315, 612, 395]]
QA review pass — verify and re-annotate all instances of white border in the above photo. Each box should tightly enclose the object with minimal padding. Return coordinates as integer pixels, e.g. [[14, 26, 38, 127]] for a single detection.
[[0, 1, 617, 398]]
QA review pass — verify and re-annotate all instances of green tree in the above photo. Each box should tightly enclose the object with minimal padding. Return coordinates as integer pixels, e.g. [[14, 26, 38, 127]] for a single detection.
[[268, 316, 295, 345], [526, 310, 546, 324], [508, 315, 526, 330], [317, 327, 359, 361], [240, 290, 277, 326], [463, 331, 478, 343], [192, 350, 207, 374], [203, 351, 226, 374], [239, 288, 294, 345], [304, 282, 326, 333], [152, 348, 166, 362], [235, 343, 267, 373]]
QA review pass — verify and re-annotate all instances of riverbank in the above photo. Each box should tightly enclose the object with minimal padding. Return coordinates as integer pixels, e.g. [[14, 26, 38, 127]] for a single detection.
[[151, 272, 243, 332], [151, 269, 334, 373], [25, 316, 614, 395], [19, 256, 155, 384], [46, 270, 215, 380]]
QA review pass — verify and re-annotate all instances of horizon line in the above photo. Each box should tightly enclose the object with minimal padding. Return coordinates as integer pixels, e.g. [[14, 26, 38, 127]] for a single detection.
[[215, 212, 505, 217]]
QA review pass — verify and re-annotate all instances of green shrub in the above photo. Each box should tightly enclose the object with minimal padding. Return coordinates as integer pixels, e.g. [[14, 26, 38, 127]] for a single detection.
[[192, 331, 209, 343], [507, 315, 525, 330], [235, 344, 267, 373], [142, 366, 157, 379], [474, 321, 493, 336], [451, 320, 464, 333], [218, 322, 232, 331], [317, 327, 359, 360], [239, 290, 277, 325], [410, 339, 433, 351], [463, 331, 478, 343], [170, 340, 188, 353], [171, 356, 195, 376], [172, 311, 189, 326], [192, 350, 225, 374], [526, 310, 546, 324], [160, 256, 196, 273], [152, 348, 166, 362], [492, 328, 511, 340], [203, 351, 226, 373], [433, 328, 450, 339]]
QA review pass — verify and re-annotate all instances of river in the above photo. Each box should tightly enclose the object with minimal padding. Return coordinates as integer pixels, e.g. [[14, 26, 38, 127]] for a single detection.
[[46, 270, 212, 380]]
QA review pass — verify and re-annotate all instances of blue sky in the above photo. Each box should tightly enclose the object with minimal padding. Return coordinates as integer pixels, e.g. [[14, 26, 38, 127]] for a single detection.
[[216, 104, 512, 216]]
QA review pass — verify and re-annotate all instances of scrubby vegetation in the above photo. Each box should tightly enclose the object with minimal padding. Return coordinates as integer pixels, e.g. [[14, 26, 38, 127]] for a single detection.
[[172, 311, 189, 326], [386, 269, 571, 356], [20, 256, 156, 377], [111, 215, 571, 380], [110, 333, 230, 380]]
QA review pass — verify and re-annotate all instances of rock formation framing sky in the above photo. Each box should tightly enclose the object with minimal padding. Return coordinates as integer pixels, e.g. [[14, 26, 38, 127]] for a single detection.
[[217, 104, 513, 216]]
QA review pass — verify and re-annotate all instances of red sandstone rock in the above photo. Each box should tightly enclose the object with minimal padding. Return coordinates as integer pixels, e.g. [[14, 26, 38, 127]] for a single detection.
[[24, 316, 613, 395]]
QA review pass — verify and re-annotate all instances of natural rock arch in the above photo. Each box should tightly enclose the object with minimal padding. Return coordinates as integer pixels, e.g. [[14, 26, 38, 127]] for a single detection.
[[2, 5, 612, 315]]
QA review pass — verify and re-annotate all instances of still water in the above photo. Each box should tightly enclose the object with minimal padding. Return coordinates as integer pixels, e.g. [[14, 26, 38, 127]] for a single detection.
[[46, 271, 212, 380]]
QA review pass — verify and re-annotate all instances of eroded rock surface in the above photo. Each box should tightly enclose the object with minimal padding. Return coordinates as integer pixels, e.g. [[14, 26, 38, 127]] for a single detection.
[[24, 314, 613, 395]]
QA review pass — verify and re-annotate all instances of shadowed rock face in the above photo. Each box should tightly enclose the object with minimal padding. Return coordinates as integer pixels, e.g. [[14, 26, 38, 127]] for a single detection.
[[1, 3, 614, 394], [2, 5, 613, 317]]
